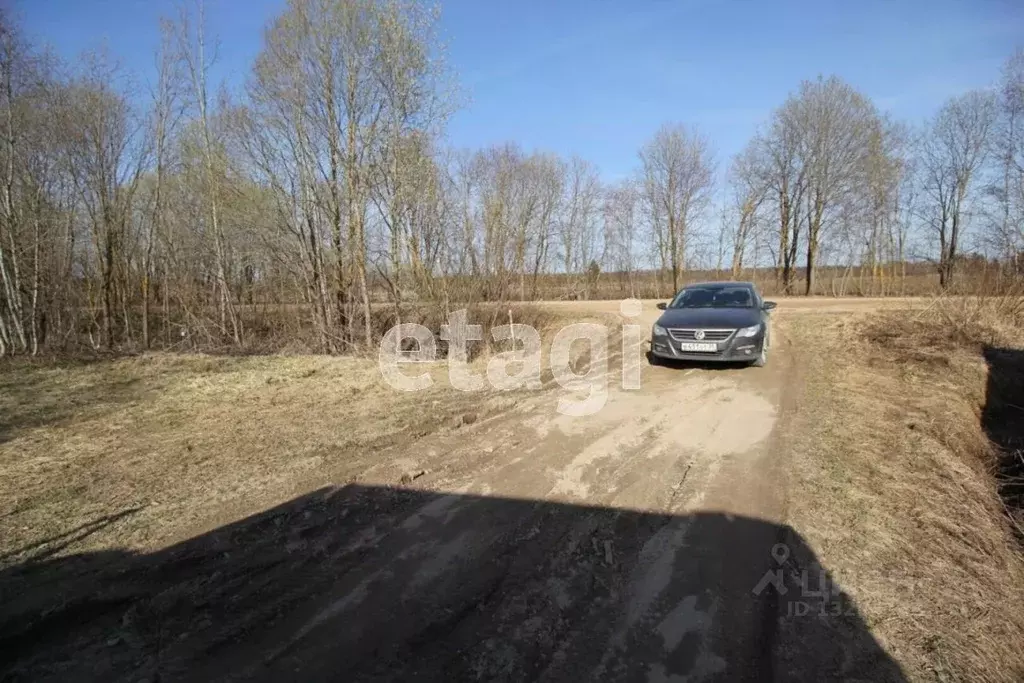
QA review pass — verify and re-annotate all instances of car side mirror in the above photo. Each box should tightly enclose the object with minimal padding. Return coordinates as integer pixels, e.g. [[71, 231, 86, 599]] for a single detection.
[[763, 301, 777, 311], [656, 302, 667, 310]]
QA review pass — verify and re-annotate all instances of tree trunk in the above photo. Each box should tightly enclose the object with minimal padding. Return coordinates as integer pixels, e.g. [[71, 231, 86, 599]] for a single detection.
[[805, 234, 817, 296]]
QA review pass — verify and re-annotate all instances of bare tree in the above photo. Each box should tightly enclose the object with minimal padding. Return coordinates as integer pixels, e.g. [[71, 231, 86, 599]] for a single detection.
[[61, 50, 148, 349], [463, 145, 565, 301], [726, 143, 770, 278], [559, 156, 601, 298], [175, 0, 240, 343], [0, 13, 76, 355], [750, 101, 806, 294], [791, 77, 879, 295], [987, 49, 1024, 269], [140, 19, 186, 348], [893, 150, 919, 293], [603, 179, 641, 297], [0, 12, 30, 354], [246, 0, 449, 347], [639, 124, 714, 293], [855, 116, 909, 294], [921, 90, 997, 289]]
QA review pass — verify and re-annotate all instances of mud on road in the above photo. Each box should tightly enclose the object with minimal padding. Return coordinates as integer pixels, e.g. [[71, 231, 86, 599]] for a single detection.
[[0, 302, 908, 682]]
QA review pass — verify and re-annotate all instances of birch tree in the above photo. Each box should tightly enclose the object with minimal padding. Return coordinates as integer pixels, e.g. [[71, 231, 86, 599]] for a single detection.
[[141, 19, 185, 348], [175, 0, 239, 343], [0, 13, 30, 354]]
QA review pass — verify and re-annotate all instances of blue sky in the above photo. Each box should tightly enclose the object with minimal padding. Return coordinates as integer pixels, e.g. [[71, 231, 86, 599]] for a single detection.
[[17, 0, 1024, 180]]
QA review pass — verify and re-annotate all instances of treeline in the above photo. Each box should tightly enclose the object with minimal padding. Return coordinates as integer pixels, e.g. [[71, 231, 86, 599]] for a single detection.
[[0, 1, 1022, 355], [725, 73, 1024, 297]]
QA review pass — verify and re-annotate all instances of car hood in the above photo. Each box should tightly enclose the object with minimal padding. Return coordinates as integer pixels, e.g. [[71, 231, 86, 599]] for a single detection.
[[656, 307, 760, 329]]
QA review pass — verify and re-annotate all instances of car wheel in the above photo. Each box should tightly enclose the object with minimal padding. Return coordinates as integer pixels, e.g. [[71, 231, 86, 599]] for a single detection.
[[648, 351, 662, 366]]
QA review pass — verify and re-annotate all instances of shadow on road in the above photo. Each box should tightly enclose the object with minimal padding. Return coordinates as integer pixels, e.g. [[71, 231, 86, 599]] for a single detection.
[[0, 485, 907, 682]]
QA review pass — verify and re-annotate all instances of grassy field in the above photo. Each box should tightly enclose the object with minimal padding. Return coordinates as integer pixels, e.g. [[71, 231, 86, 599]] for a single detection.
[[0, 354, 504, 564]]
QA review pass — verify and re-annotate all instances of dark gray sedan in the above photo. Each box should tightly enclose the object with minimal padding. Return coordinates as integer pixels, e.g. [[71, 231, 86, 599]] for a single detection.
[[649, 282, 776, 367]]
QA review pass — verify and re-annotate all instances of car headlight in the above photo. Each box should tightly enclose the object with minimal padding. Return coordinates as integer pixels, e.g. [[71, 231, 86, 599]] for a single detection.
[[736, 324, 762, 338], [652, 323, 667, 336]]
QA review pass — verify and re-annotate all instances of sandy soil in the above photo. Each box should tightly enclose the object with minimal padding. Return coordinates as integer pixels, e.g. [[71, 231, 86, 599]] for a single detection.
[[0, 299, 917, 681]]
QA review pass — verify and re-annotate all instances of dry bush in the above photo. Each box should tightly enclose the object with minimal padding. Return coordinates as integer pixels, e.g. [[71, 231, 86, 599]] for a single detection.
[[935, 289, 1024, 340], [44, 302, 561, 359], [862, 288, 1024, 357]]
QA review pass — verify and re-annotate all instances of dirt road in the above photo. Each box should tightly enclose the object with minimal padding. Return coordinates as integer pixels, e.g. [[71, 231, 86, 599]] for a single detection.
[[0, 301, 908, 681]]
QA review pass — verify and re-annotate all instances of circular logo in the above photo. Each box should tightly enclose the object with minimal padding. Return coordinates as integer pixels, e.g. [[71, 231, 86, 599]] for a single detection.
[[694, 330, 705, 340]]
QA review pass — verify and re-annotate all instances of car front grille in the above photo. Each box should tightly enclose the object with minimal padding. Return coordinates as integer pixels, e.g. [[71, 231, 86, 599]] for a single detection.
[[667, 328, 735, 342]]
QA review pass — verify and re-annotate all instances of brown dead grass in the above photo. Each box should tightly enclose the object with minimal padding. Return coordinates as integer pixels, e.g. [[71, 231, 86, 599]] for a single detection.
[[783, 306, 1024, 682], [0, 304, 579, 568], [0, 354, 505, 566]]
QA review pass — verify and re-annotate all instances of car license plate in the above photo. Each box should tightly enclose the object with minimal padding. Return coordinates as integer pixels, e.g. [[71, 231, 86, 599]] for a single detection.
[[678, 342, 716, 352]]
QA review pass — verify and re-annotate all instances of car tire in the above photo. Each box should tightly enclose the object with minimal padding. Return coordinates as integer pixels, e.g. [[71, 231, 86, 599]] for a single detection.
[[648, 351, 662, 366]]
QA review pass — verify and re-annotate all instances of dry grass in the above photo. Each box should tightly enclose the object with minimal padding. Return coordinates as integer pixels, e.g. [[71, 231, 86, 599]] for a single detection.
[[0, 354, 503, 566], [783, 306, 1024, 682], [0, 303, 576, 568]]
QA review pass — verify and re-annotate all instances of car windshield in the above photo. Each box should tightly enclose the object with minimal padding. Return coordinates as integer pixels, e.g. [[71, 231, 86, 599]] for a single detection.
[[670, 286, 754, 309]]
